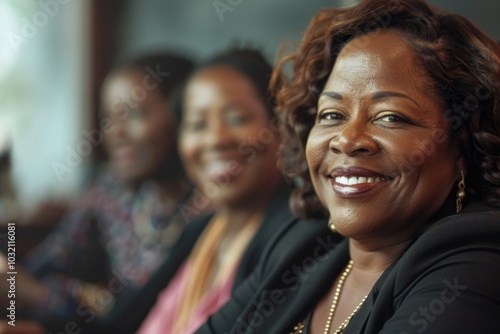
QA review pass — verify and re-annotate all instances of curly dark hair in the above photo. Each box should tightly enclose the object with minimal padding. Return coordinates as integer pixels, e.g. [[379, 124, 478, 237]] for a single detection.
[[271, 0, 500, 219]]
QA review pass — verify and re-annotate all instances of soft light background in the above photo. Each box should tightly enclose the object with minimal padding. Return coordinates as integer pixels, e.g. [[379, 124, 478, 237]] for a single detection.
[[0, 0, 499, 217]]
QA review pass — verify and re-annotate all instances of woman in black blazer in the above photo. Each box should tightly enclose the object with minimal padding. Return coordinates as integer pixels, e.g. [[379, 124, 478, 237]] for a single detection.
[[196, 1, 500, 333], [97, 183, 292, 333]]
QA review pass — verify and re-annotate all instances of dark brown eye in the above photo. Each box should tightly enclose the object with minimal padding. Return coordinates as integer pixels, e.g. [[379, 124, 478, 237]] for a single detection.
[[375, 112, 409, 124], [317, 111, 345, 123]]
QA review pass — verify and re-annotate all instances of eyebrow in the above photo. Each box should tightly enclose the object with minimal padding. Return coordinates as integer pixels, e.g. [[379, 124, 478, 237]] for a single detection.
[[319, 91, 343, 100], [372, 91, 421, 108], [319, 90, 421, 108]]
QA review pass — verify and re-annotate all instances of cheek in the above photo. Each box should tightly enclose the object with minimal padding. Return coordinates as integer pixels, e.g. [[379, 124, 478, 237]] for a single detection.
[[241, 126, 269, 148], [389, 132, 456, 175], [305, 129, 327, 174], [179, 137, 199, 168], [125, 120, 149, 142], [423, 146, 458, 181]]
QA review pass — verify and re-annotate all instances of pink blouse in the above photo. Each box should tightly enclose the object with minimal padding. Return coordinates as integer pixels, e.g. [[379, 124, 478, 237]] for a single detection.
[[138, 261, 237, 334]]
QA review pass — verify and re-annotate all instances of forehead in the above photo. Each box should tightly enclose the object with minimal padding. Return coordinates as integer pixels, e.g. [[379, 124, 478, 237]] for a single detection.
[[324, 30, 431, 98], [104, 69, 144, 92], [187, 66, 257, 97], [184, 66, 264, 112]]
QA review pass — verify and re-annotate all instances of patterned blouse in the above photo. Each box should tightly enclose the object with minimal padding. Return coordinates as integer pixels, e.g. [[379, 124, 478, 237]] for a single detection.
[[23, 169, 211, 318]]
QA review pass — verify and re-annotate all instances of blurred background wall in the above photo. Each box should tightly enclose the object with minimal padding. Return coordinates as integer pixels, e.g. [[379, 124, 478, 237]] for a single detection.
[[117, 0, 500, 62], [0, 0, 499, 219], [0, 1, 91, 216]]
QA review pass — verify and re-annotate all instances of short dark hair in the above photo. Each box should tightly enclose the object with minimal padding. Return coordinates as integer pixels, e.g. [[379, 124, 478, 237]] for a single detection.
[[271, 0, 500, 218], [193, 49, 275, 118], [124, 54, 195, 126]]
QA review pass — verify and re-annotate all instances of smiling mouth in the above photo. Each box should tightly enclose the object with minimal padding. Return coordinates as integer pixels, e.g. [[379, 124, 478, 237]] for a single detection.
[[328, 166, 393, 197], [334, 176, 387, 185], [206, 160, 242, 182]]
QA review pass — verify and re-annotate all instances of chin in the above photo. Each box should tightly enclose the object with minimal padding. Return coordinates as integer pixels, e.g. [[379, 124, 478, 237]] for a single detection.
[[116, 170, 147, 185]]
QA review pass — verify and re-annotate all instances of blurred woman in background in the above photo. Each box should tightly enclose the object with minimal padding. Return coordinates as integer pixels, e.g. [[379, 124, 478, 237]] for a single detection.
[[0, 53, 209, 321], [137, 48, 290, 334]]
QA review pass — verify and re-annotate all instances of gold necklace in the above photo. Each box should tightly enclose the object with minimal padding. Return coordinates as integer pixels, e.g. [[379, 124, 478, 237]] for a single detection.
[[324, 260, 367, 334], [290, 260, 367, 334]]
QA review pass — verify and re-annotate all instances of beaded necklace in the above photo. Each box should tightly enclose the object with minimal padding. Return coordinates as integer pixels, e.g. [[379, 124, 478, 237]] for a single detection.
[[291, 260, 367, 334]]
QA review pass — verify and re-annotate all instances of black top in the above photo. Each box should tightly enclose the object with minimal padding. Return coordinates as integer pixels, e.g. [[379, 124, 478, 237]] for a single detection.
[[196, 201, 500, 334], [41, 184, 294, 334]]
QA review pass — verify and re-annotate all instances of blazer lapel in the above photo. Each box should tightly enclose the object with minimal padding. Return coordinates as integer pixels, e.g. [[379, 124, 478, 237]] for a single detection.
[[255, 239, 351, 333]]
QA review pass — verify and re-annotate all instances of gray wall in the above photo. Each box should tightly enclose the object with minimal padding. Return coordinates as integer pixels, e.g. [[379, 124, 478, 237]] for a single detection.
[[117, 0, 500, 63]]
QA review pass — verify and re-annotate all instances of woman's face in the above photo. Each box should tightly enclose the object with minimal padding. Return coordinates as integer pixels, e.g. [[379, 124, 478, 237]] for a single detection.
[[306, 31, 464, 240], [101, 69, 176, 183], [180, 66, 281, 209]]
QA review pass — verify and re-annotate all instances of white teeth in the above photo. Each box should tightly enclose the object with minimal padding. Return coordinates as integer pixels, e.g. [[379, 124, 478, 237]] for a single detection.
[[348, 177, 357, 185], [335, 176, 385, 185], [207, 161, 233, 175]]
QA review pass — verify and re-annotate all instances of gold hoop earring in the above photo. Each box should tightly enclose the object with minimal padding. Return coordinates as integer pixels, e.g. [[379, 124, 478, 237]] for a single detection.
[[328, 217, 337, 233], [456, 170, 466, 213]]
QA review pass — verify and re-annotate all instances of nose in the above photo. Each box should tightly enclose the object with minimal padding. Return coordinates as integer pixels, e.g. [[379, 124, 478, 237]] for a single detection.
[[204, 118, 234, 150], [104, 112, 131, 147], [329, 119, 379, 156], [110, 117, 128, 139]]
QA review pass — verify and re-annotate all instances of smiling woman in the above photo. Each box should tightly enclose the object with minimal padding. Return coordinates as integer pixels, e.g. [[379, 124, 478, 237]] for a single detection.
[[195, 0, 500, 333], [180, 65, 281, 210], [100, 57, 182, 185], [130, 49, 288, 334], [0, 53, 210, 327], [307, 31, 462, 239]]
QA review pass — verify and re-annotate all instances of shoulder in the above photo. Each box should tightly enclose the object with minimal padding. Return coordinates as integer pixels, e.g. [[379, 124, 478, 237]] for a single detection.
[[256, 215, 343, 278], [233, 186, 297, 283], [175, 214, 213, 246], [409, 201, 500, 255], [389, 201, 500, 297], [249, 185, 295, 243], [158, 214, 213, 263], [367, 203, 500, 333]]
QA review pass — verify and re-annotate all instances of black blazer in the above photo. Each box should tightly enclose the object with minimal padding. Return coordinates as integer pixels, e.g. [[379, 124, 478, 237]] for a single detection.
[[196, 201, 500, 334], [42, 184, 294, 333]]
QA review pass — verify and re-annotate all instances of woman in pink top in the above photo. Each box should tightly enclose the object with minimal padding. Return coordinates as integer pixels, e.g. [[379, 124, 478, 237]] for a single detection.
[[81, 49, 293, 334]]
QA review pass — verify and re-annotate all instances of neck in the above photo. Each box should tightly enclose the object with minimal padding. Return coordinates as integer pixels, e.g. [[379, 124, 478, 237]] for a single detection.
[[216, 207, 265, 235], [155, 174, 191, 203], [214, 179, 281, 232], [124, 172, 191, 205], [347, 198, 456, 273], [348, 234, 414, 273]]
